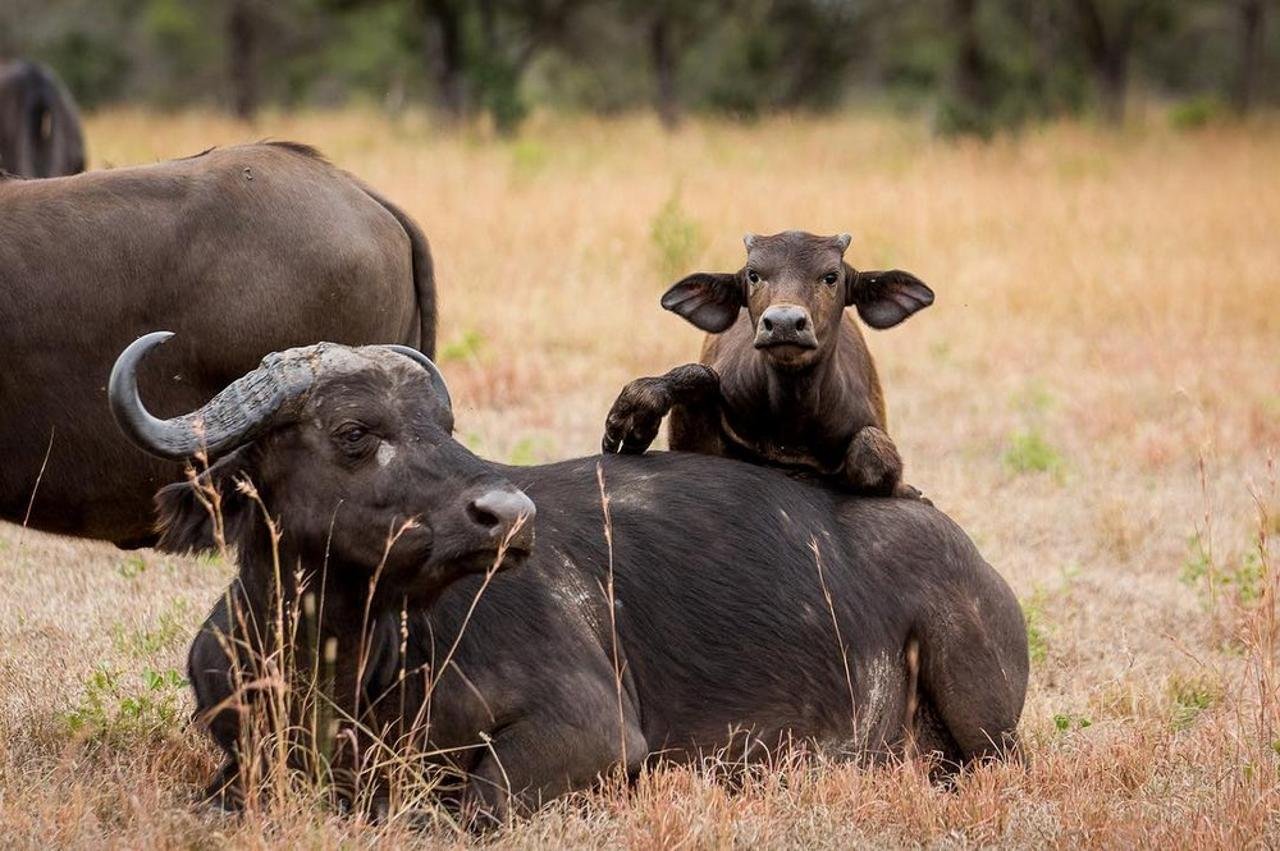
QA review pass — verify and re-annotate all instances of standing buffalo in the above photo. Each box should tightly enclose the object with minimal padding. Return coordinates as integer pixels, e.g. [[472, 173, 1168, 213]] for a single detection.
[[108, 334, 1028, 822], [0, 143, 436, 547], [603, 231, 934, 497], [0, 60, 85, 177]]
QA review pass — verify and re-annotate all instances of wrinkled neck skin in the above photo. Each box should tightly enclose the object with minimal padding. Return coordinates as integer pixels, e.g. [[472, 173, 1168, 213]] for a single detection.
[[714, 319, 879, 473], [232, 515, 379, 716]]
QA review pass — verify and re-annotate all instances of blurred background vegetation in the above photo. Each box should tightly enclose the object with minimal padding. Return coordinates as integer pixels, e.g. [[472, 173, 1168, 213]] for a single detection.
[[1, 0, 1275, 137]]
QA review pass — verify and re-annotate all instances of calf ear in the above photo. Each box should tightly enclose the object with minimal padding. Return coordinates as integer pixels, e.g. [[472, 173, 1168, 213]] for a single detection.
[[660, 272, 744, 333], [154, 446, 256, 554], [845, 265, 935, 329]]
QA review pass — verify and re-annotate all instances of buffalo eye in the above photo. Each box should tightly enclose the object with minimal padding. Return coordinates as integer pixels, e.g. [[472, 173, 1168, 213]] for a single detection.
[[822, 271, 839, 286], [747, 269, 761, 285], [334, 423, 373, 455]]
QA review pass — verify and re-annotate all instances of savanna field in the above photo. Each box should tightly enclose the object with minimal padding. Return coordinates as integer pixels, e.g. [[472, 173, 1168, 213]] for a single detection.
[[1, 106, 1278, 848]]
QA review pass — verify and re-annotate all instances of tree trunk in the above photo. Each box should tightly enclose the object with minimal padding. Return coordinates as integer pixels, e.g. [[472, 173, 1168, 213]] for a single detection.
[[1235, 0, 1265, 114], [650, 13, 680, 130], [1099, 50, 1128, 125], [227, 0, 258, 121], [421, 0, 467, 121], [952, 0, 984, 109], [1070, 0, 1133, 126]]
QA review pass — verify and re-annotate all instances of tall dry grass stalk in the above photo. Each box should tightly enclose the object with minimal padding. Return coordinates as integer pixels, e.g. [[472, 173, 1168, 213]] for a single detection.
[[1, 107, 1278, 847]]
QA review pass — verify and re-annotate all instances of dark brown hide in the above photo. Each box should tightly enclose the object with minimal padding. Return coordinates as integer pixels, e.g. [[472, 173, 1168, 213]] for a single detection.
[[603, 231, 933, 496], [181, 346, 1026, 824], [0, 60, 85, 178], [0, 142, 437, 545], [110, 336, 531, 808]]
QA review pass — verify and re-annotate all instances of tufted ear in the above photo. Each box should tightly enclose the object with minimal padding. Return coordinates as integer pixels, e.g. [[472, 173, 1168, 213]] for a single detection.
[[660, 272, 745, 333], [844, 266, 935, 329], [154, 446, 257, 554]]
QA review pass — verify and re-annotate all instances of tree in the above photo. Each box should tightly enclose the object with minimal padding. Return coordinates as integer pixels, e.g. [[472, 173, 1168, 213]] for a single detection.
[[1068, 0, 1170, 125], [227, 0, 260, 120], [1234, 0, 1266, 114]]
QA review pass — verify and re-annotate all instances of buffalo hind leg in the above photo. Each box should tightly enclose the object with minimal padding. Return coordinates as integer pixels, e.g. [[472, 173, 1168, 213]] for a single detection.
[[917, 610, 1026, 776]]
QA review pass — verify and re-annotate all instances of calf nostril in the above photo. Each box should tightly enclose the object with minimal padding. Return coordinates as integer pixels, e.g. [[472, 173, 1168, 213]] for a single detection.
[[795, 316, 807, 332], [763, 317, 774, 332]]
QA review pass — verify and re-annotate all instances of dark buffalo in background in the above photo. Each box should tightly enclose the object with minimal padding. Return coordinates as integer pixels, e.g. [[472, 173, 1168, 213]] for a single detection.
[[0, 142, 436, 547], [107, 335, 1028, 821], [0, 60, 85, 177]]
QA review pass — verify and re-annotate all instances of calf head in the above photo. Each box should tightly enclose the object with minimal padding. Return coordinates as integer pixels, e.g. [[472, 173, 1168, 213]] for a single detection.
[[109, 332, 534, 607], [660, 230, 935, 370]]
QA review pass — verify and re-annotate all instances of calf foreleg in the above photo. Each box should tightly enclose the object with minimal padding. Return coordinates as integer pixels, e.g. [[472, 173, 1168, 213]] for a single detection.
[[602, 363, 722, 455]]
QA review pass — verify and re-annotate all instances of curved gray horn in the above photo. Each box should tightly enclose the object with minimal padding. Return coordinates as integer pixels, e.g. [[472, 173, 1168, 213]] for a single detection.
[[383, 345, 452, 410], [109, 331, 318, 461]]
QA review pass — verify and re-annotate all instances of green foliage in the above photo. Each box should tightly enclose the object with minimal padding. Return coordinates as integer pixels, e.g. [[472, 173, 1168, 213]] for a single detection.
[[508, 436, 554, 466], [1, 0, 1269, 127], [650, 191, 703, 281], [1180, 533, 1211, 586], [110, 598, 191, 659], [1180, 534, 1266, 606], [439, 329, 486, 363], [1170, 96, 1225, 131], [1003, 428, 1064, 477], [1168, 673, 1220, 731], [1011, 380, 1055, 415], [510, 139, 550, 180], [1021, 589, 1050, 665], [65, 666, 187, 745], [118, 555, 148, 579], [1053, 712, 1092, 733]]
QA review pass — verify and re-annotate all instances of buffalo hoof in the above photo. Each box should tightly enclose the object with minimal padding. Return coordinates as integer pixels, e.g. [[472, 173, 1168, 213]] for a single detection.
[[602, 376, 673, 455]]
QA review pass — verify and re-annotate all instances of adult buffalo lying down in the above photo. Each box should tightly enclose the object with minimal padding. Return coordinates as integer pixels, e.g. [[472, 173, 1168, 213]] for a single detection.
[[0, 142, 435, 546], [109, 334, 1027, 822]]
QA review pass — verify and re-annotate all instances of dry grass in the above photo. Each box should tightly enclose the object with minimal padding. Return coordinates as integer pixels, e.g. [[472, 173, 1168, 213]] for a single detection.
[[2, 105, 1279, 847]]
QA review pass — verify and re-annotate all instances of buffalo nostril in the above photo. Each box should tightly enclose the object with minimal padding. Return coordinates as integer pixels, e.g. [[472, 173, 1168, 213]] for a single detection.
[[467, 500, 500, 530], [467, 488, 537, 542], [794, 316, 807, 332], [763, 317, 774, 332]]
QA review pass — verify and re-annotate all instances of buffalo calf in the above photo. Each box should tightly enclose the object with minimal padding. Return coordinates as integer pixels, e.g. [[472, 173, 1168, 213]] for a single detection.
[[603, 230, 933, 496]]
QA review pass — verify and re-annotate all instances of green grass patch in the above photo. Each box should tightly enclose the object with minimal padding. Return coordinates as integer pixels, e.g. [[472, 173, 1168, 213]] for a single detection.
[[1021, 589, 1050, 665], [1168, 673, 1221, 731], [439, 329, 486, 363], [65, 666, 187, 745], [1003, 427, 1064, 476], [110, 598, 191, 658], [650, 190, 704, 280]]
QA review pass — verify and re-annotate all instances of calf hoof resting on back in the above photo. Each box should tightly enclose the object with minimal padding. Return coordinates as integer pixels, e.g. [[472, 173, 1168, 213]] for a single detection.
[[843, 426, 904, 496]]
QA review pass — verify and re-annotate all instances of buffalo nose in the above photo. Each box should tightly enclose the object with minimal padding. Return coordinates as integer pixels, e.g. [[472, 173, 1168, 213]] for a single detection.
[[467, 488, 536, 549], [756, 304, 817, 349]]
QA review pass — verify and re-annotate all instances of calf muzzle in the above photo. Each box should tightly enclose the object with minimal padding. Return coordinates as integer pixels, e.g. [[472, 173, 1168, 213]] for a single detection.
[[755, 304, 818, 350]]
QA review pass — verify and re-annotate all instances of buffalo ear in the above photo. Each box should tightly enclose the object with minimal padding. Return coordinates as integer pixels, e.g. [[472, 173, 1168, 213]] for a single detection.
[[845, 265, 935, 329], [154, 446, 256, 554], [660, 272, 744, 333]]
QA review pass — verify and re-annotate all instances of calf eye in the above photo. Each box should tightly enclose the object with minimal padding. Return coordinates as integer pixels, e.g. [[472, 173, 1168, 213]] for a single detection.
[[747, 270, 761, 284], [822, 272, 839, 286]]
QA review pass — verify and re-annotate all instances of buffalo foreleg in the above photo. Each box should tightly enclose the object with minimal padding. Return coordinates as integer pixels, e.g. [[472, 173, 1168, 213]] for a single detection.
[[602, 363, 721, 455]]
